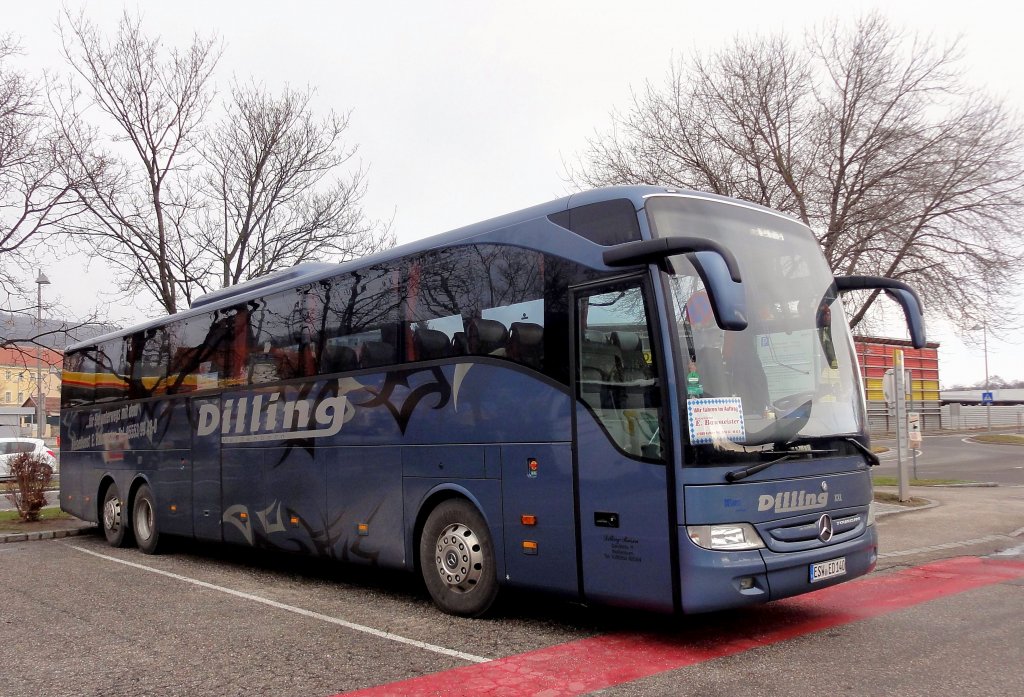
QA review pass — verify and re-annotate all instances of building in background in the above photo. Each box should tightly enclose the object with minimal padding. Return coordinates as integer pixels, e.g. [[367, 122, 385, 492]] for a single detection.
[[0, 346, 62, 438], [853, 336, 941, 434]]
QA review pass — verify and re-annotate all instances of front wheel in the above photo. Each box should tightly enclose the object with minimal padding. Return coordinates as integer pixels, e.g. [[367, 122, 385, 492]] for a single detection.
[[101, 483, 132, 548], [132, 483, 162, 554], [419, 499, 499, 617]]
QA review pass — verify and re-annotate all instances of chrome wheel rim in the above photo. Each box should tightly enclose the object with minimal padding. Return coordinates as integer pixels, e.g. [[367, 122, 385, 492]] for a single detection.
[[434, 522, 483, 593], [135, 497, 154, 541], [103, 495, 122, 534]]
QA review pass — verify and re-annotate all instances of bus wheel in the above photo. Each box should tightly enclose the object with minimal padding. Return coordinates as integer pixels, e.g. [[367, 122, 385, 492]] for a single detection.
[[132, 483, 162, 554], [101, 483, 131, 548], [419, 499, 498, 617]]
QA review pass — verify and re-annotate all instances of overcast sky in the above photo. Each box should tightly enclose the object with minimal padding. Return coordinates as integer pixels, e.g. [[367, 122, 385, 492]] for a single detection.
[[5, 0, 1021, 387]]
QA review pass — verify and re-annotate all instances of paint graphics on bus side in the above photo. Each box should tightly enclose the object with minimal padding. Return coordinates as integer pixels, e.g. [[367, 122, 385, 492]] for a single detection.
[[63, 363, 574, 455]]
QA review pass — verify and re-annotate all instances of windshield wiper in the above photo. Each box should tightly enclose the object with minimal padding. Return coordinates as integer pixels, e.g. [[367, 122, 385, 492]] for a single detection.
[[844, 437, 880, 467], [724, 437, 840, 483], [725, 453, 798, 482]]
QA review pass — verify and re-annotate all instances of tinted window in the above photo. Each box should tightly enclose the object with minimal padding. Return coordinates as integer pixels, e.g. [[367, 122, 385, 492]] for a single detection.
[[248, 286, 321, 383], [320, 264, 402, 372], [93, 339, 128, 403], [407, 245, 547, 371], [166, 312, 234, 393], [58, 247, 601, 403], [548, 199, 642, 246], [62, 349, 97, 408], [127, 327, 173, 398]]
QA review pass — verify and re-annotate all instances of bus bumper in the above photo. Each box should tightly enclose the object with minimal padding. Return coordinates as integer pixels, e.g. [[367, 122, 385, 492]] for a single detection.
[[678, 526, 877, 614]]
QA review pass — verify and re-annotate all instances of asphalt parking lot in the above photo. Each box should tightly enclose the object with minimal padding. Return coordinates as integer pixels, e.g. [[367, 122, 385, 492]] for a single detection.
[[1, 485, 1022, 696]]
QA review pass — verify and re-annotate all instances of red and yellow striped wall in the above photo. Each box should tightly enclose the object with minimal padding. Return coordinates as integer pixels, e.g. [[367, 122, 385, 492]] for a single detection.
[[853, 336, 940, 403]]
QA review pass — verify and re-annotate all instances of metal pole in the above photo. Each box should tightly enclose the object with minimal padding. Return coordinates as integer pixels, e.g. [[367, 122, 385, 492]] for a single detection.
[[894, 350, 909, 502], [984, 323, 991, 432], [35, 271, 50, 439]]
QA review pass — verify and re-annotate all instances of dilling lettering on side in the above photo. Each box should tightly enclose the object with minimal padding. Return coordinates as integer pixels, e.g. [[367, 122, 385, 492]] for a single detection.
[[196, 380, 359, 444]]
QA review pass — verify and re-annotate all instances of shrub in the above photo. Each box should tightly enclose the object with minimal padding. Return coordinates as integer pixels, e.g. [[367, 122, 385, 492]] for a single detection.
[[1, 452, 54, 522]]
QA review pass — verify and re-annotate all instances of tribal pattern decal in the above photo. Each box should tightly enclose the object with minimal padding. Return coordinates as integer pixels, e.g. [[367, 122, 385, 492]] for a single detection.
[[353, 366, 457, 435]]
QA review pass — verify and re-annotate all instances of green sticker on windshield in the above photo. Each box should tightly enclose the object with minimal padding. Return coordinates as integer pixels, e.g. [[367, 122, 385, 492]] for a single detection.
[[686, 369, 703, 397]]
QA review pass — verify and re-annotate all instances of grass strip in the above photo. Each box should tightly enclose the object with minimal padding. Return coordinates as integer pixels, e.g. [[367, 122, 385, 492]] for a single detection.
[[871, 475, 968, 487], [970, 434, 1024, 446], [0, 506, 72, 531]]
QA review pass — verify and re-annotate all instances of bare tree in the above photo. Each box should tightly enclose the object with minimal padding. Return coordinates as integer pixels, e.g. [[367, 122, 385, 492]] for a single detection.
[[197, 82, 393, 292], [57, 13, 393, 314], [0, 35, 105, 352], [1, 37, 79, 293], [569, 13, 1024, 335], [57, 9, 221, 314]]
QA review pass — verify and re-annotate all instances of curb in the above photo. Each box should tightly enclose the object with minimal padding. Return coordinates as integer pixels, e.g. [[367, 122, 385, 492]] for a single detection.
[[0, 524, 96, 544], [928, 482, 1000, 488], [875, 497, 940, 519]]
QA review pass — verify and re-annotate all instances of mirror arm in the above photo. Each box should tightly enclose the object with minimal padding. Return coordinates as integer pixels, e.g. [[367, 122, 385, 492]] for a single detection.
[[834, 275, 927, 348], [603, 237, 742, 283]]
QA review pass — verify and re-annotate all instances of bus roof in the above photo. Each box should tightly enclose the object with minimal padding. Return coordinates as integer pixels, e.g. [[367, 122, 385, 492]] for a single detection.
[[65, 185, 776, 352]]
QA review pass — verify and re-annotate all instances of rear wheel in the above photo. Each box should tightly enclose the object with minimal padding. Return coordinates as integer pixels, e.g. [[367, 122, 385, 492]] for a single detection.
[[101, 483, 132, 548], [132, 483, 162, 554], [419, 499, 499, 617]]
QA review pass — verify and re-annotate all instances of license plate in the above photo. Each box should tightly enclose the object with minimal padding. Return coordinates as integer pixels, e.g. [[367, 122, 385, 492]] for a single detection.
[[809, 557, 847, 583]]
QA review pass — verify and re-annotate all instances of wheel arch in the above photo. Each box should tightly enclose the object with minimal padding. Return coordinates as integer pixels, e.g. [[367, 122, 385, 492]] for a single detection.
[[127, 473, 154, 514], [412, 484, 493, 576], [95, 474, 118, 524]]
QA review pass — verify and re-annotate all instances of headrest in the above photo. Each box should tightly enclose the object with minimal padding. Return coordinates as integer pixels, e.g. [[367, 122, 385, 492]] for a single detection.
[[510, 322, 543, 347], [612, 331, 641, 352]]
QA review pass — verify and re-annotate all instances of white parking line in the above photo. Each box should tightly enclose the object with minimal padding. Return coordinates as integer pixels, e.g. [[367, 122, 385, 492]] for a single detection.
[[68, 544, 489, 664], [876, 448, 922, 461], [991, 543, 1024, 557]]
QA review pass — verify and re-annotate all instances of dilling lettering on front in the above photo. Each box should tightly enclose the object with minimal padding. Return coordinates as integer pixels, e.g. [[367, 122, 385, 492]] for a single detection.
[[196, 380, 359, 444], [757, 490, 828, 514]]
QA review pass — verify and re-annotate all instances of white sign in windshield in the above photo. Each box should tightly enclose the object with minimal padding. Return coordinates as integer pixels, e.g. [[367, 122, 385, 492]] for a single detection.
[[686, 397, 746, 445], [756, 330, 816, 401]]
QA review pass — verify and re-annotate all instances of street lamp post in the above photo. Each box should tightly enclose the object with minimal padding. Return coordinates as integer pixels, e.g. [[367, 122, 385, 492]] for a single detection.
[[35, 270, 50, 439], [971, 322, 992, 432]]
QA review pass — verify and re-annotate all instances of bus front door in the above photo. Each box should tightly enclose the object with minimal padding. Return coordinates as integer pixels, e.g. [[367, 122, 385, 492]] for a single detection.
[[573, 281, 675, 612]]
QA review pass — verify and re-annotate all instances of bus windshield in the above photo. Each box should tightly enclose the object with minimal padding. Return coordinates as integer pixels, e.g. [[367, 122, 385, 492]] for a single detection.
[[646, 195, 865, 463]]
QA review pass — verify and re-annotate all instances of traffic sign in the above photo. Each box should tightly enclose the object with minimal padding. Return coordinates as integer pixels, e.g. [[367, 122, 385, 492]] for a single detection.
[[908, 412, 922, 444], [981, 391, 994, 405]]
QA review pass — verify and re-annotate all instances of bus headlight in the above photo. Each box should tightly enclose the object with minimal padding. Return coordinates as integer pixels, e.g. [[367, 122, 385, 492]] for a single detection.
[[687, 523, 765, 551]]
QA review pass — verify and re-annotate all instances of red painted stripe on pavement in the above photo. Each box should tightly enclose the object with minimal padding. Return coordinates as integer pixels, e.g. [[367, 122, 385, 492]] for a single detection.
[[339, 557, 1024, 697]]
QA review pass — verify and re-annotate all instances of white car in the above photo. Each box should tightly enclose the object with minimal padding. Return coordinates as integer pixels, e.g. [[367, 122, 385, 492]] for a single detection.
[[0, 438, 57, 479]]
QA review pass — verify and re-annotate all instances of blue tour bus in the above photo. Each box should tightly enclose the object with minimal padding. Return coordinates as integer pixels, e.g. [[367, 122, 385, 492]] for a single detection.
[[59, 186, 925, 616]]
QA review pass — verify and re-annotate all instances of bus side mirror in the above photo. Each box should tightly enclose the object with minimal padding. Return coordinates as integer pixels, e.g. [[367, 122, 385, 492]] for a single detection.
[[603, 237, 748, 331], [834, 275, 927, 348], [685, 251, 748, 331]]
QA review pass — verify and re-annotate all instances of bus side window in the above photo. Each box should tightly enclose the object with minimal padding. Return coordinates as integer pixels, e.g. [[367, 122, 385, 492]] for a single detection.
[[319, 341, 358, 374], [359, 322, 401, 369], [94, 339, 128, 403], [128, 328, 172, 398], [321, 264, 402, 374], [404, 245, 547, 372], [576, 285, 663, 461], [248, 287, 319, 384], [61, 349, 96, 407], [168, 313, 229, 393]]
